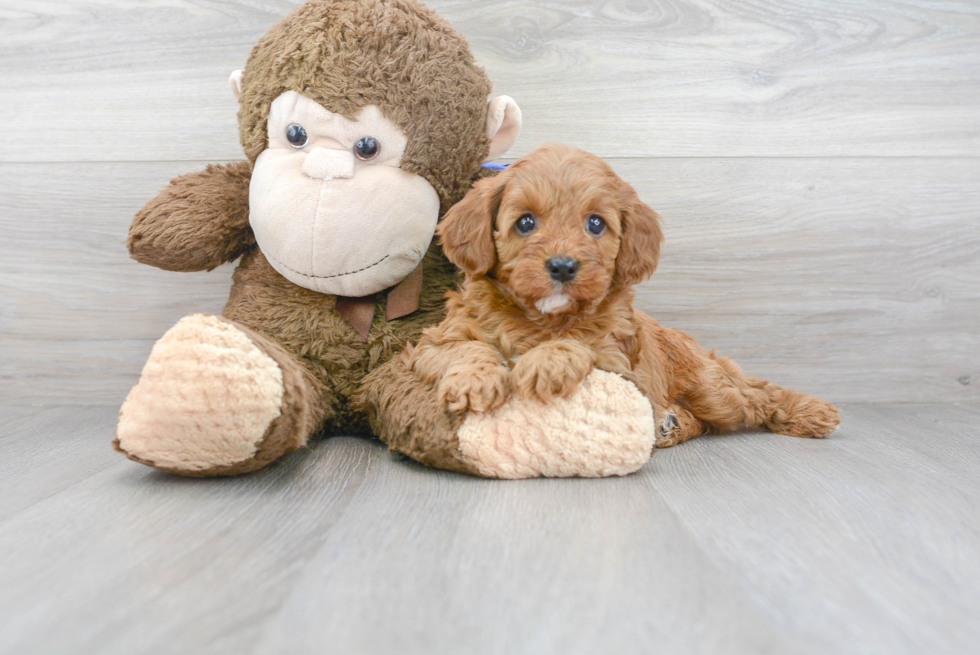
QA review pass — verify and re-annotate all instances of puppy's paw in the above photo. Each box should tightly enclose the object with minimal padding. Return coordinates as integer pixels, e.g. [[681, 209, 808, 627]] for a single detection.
[[654, 406, 708, 448], [512, 340, 596, 404], [655, 411, 681, 448], [768, 394, 841, 438], [438, 365, 511, 414]]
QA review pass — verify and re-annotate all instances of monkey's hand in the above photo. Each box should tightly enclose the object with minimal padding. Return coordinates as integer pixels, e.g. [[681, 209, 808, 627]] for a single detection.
[[128, 162, 254, 272]]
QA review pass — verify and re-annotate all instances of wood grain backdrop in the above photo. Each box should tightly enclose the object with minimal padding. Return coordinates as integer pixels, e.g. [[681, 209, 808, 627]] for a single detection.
[[1, 0, 978, 404]]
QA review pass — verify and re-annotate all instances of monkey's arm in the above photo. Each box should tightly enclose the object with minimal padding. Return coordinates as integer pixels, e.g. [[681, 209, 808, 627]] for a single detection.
[[358, 355, 483, 476], [128, 162, 254, 272]]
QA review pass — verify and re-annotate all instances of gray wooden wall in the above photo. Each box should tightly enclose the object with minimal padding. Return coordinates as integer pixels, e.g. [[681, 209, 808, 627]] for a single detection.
[[1, 0, 978, 405]]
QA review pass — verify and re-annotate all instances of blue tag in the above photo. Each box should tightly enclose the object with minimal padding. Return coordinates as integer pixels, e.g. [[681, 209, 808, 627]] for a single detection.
[[482, 162, 509, 171]]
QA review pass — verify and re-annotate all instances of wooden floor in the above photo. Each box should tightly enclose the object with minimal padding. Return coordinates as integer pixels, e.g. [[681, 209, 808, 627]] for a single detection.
[[0, 403, 977, 655]]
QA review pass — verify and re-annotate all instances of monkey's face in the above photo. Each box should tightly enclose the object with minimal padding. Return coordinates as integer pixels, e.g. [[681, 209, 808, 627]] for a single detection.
[[249, 91, 440, 297]]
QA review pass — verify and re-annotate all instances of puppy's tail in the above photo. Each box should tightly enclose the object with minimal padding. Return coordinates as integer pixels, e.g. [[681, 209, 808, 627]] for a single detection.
[[686, 353, 840, 438]]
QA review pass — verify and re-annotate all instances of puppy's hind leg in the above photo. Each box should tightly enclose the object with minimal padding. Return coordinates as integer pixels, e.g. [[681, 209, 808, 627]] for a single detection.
[[686, 353, 840, 439], [762, 382, 841, 438], [654, 404, 707, 448]]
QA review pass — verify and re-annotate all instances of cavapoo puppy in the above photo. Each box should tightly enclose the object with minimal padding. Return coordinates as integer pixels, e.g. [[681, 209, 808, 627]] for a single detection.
[[403, 143, 839, 446]]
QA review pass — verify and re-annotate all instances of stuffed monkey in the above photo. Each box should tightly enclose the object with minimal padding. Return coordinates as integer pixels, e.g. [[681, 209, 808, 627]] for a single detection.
[[115, 0, 526, 475]]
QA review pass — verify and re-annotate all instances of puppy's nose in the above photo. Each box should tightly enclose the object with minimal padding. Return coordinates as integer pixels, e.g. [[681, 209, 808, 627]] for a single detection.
[[547, 256, 580, 283]]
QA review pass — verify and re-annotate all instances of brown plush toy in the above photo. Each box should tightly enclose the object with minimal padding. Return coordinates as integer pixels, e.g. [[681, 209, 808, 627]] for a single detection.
[[114, 0, 526, 476]]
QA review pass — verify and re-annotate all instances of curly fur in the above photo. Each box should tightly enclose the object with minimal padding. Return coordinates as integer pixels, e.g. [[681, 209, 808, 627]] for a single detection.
[[404, 143, 841, 445]]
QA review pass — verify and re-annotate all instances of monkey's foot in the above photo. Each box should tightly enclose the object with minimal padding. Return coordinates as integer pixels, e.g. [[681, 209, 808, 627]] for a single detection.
[[115, 314, 308, 476], [456, 370, 656, 479]]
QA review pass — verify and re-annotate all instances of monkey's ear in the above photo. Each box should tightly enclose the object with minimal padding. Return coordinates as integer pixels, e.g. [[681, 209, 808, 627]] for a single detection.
[[437, 174, 505, 276], [485, 96, 522, 162], [229, 70, 244, 101], [615, 182, 664, 287]]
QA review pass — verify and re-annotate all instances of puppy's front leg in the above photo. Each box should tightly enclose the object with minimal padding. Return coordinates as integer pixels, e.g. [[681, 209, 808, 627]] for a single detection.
[[412, 340, 511, 414], [512, 339, 597, 404]]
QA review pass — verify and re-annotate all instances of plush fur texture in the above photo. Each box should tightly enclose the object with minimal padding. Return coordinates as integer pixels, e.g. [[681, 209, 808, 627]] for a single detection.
[[128, 162, 254, 272], [398, 144, 840, 459], [115, 314, 326, 476], [358, 354, 480, 475], [456, 369, 655, 478], [117, 0, 496, 475], [116, 314, 285, 473], [238, 0, 493, 214]]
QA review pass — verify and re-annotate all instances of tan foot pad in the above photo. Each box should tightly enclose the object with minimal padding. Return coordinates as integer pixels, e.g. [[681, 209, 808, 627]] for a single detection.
[[116, 314, 285, 473], [457, 370, 655, 479]]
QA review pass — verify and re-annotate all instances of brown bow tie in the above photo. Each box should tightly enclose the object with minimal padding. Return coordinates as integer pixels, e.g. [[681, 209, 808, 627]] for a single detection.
[[334, 262, 424, 339]]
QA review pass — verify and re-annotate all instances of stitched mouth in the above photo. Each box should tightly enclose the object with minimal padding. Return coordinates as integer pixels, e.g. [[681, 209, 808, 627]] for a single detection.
[[267, 252, 390, 280]]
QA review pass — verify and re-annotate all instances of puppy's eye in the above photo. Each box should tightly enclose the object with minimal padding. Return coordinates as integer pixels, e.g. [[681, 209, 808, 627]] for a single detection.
[[286, 124, 309, 148], [515, 213, 536, 235], [587, 214, 606, 236], [354, 137, 380, 160]]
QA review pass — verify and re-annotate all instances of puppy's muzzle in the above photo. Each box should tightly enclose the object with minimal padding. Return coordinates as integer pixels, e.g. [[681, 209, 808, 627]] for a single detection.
[[547, 256, 579, 283]]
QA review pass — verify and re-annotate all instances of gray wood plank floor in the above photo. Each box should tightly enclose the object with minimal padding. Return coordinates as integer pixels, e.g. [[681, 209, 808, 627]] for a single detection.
[[1, 404, 977, 655]]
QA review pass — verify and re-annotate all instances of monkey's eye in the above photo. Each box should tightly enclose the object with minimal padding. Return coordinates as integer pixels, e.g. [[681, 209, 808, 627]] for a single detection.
[[587, 214, 607, 236], [286, 124, 308, 148], [354, 137, 380, 160], [515, 213, 537, 235]]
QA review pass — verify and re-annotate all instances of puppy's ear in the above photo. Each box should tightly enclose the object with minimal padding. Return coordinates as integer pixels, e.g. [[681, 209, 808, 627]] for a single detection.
[[437, 173, 505, 276], [615, 182, 664, 287]]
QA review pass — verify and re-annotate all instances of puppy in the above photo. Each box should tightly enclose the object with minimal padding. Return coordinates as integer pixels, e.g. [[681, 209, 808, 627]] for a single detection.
[[403, 143, 839, 446]]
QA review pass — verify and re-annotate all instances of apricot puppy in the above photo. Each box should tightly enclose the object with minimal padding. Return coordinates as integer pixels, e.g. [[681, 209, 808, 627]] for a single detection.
[[404, 143, 840, 446]]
